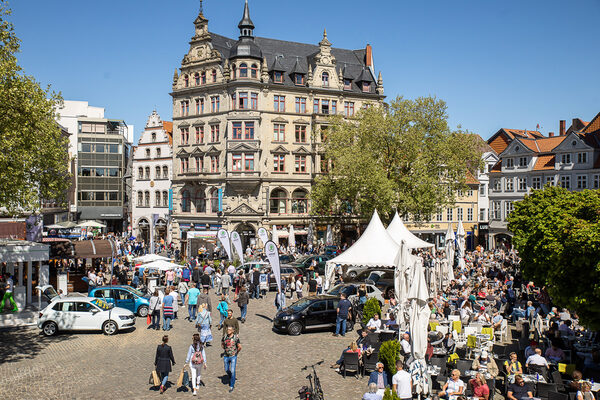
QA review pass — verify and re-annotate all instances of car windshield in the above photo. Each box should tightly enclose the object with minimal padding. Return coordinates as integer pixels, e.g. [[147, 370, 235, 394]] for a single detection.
[[90, 299, 110, 310], [128, 288, 145, 297], [290, 256, 310, 266], [367, 273, 381, 283], [327, 285, 356, 296], [288, 298, 313, 312]]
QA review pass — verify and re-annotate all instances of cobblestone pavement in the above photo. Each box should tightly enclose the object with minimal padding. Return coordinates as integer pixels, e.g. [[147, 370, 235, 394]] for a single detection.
[[0, 290, 370, 399]]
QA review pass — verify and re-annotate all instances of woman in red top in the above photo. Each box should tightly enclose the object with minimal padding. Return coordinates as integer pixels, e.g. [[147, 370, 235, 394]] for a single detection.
[[469, 372, 490, 400]]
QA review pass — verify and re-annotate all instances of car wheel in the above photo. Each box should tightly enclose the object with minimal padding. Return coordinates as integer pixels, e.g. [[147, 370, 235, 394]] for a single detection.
[[287, 322, 302, 336], [347, 271, 357, 279], [346, 321, 355, 332], [137, 305, 149, 317], [102, 320, 118, 335], [42, 321, 58, 336]]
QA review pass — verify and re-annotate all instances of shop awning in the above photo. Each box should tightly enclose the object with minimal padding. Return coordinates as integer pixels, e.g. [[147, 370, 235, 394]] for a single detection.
[[73, 240, 114, 258]]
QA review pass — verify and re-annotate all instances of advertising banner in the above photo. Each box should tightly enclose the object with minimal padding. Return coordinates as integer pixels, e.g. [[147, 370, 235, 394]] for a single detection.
[[217, 229, 232, 261], [230, 231, 245, 265], [257, 227, 269, 248], [265, 240, 281, 292]]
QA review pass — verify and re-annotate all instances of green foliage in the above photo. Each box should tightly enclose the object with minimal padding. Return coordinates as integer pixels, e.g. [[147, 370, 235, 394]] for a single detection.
[[0, 1, 70, 215], [362, 297, 382, 325], [507, 185, 600, 329], [311, 96, 483, 220], [383, 387, 401, 400], [378, 339, 401, 376]]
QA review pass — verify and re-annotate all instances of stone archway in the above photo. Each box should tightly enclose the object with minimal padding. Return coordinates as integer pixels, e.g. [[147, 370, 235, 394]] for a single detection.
[[235, 223, 256, 251], [137, 218, 150, 244], [155, 218, 168, 242]]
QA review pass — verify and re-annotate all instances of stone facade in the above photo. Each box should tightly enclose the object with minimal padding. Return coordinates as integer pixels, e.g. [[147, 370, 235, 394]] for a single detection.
[[170, 2, 385, 250]]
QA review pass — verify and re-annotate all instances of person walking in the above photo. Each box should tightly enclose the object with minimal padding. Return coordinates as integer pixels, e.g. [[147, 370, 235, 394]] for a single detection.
[[195, 304, 213, 346], [185, 333, 207, 396], [215, 269, 222, 295], [177, 280, 189, 307], [334, 293, 352, 337], [221, 270, 231, 297], [169, 286, 179, 320], [295, 276, 304, 299], [149, 290, 161, 330], [197, 287, 212, 313], [186, 283, 200, 321], [233, 286, 249, 323], [0, 273, 18, 313], [154, 335, 176, 394], [217, 295, 229, 329], [221, 326, 242, 393], [392, 360, 412, 400], [275, 290, 286, 312], [222, 309, 240, 336], [162, 288, 174, 331]]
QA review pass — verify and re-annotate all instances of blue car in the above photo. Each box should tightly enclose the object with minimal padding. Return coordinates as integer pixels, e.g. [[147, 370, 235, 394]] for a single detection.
[[89, 286, 150, 317]]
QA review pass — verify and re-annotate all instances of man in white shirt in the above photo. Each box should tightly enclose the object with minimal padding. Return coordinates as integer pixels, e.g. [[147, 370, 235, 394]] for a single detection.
[[366, 314, 382, 332], [526, 348, 549, 369], [401, 333, 411, 354], [392, 360, 412, 400], [315, 273, 323, 294]]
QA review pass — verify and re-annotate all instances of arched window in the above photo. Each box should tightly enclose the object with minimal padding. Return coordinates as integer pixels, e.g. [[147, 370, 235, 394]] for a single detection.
[[144, 191, 150, 207], [291, 189, 308, 214], [194, 190, 206, 213], [151, 132, 156, 142], [145, 167, 150, 180], [239, 63, 248, 78], [209, 188, 219, 213], [181, 190, 191, 212], [155, 166, 161, 179], [138, 167, 143, 179], [162, 166, 168, 179], [194, 72, 200, 85], [212, 69, 217, 82], [201, 71, 206, 84], [137, 191, 143, 207], [322, 71, 329, 87], [145, 148, 151, 158], [250, 64, 258, 78], [184, 75, 189, 87], [155, 190, 161, 207], [232, 64, 236, 79], [163, 191, 168, 208], [269, 189, 287, 214]]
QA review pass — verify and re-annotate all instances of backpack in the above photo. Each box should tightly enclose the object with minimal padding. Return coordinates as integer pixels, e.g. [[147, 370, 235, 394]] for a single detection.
[[191, 346, 204, 364]]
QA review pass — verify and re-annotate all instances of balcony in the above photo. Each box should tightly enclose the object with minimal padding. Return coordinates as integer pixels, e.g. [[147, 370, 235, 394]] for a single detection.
[[225, 171, 261, 194]]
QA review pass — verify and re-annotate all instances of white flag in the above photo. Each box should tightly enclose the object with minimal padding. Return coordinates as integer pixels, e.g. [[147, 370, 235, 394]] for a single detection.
[[257, 227, 269, 248], [217, 229, 232, 261], [265, 240, 281, 293], [230, 231, 245, 265]]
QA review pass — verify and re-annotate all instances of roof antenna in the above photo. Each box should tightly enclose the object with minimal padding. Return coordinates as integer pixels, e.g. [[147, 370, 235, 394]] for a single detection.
[[199, 0, 204, 14]]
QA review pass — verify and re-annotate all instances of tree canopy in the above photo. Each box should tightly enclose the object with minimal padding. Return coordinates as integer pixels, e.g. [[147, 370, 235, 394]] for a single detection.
[[0, 1, 70, 215], [508, 186, 600, 330], [311, 96, 483, 221]]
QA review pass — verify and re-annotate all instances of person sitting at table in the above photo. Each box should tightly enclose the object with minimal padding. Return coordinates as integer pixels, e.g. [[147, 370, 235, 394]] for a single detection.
[[472, 350, 499, 377], [368, 362, 389, 391], [439, 369, 465, 400], [384, 313, 399, 330], [569, 370, 583, 392], [460, 300, 474, 325], [491, 308, 503, 330], [525, 348, 549, 375], [559, 320, 575, 336], [545, 341, 566, 363], [504, 352, 523, 377], [366, 313, 382, 332], [442, 332, 456, 352], [507, 374, 534, 400], [330, 340, 362, 370], [524, 341, 538, 359], [357, 329, 376, 351], [473, 306, 491, 323], [469, 372, 490, 400], [362, 382, 383, 400], [400, 333, 411, 356], [577, 381, 595, 400]]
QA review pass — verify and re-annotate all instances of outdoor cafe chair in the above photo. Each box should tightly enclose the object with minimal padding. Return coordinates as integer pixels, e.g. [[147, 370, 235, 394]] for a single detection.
[[536, 383, 559, 399], [548, 392, 569, 400], [362, 351, 379, 377], [551, 371, 566, 392], [342, 352, 360, 378], [456, 359, 472, 376]]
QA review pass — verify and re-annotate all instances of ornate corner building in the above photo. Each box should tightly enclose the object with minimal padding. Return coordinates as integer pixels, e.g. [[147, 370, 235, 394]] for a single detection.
[[170, 1, 385, 250]]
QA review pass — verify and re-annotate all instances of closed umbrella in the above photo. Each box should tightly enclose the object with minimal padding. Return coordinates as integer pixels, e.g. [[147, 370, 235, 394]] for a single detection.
[[456, 220, 466, 269], [444, 223, 455, 286], [408, 257, 431, 397], [306, 223, 314, 248], [272, 225, 279, 247], [325, 224, 333, 246], [288, 224, 296, 253], [394, 241, 410, 330]]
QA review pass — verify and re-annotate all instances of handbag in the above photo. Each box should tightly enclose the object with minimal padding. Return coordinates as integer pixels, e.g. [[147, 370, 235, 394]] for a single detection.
[[177, 368, 185, 387], [146, 314, 151, 325], [149, 370, 160, 386]]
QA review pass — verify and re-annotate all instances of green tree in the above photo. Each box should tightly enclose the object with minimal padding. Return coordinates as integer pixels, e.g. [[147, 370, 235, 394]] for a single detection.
[[0, 1, 70, 215], [378, 339, 402, 376], [311, 96, 483, 220], [507, 185, 600, 329], [362, 297, 382, 325], [383, 387, 401, 400]]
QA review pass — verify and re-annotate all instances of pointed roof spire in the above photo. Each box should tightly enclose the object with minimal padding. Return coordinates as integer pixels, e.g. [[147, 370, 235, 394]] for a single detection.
[[238, 0, 255, 37], [320, 28, 331, 47]]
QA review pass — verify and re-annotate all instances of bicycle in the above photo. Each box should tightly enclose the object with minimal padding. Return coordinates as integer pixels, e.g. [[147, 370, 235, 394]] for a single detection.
[[298, 360, 324, 400]]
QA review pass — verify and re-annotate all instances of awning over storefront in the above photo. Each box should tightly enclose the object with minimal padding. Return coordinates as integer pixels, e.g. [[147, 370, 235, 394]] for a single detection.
[[42, 238, 74, 259], [73, 240, 114, 258], [0, 240, 50, 262]]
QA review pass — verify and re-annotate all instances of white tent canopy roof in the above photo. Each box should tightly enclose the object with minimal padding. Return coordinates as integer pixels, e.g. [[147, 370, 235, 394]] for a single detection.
[[326, 210, 400, 268], [386, 212, 435, 249], [141, 259, 180, 271]]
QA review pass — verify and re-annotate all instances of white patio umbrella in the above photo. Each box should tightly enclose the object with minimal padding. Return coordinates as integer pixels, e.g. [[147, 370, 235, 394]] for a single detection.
[[393, 241, 411, 330], [407, 256, 431, 397], [143, 259, 180, 271], [272, 225, 279, 246], [45, 224, 64, 229], [325, 224, 333, 246], [456, 220, 466, 269], [134, 254, 170, 264], [288, 224, 296, 252], [444, 223, 455, 285], [77, 220, 106, 229]]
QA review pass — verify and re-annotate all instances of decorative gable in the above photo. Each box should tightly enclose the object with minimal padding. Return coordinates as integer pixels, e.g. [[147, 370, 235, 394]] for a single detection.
[[271, 145, 290, 154], [293, 146, 311, 155], [229, 203, 261, 216]]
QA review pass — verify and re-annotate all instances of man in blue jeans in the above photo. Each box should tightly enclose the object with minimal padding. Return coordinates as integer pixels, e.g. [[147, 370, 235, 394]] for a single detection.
[[222, 326, 242, 393], [334, 293, 352, 337]]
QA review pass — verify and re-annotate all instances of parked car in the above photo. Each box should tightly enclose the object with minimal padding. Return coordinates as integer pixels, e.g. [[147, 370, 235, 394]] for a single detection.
[[343, 265, 373, 279], [272, 295, 355, 336], [345, 268, 390, 283], [283, 255, 331, 276], [38, 297, 135, 336], [279, 254, 295, 264], [326, 283, 385, 307], [237, 261, 271, 275], [364, 270, 395, 299], [88, 285, 150, 317]]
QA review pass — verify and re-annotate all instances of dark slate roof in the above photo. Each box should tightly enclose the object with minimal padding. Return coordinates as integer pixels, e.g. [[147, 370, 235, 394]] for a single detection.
[[290, 58, 307, 74], [210, 33, 378, 94], [356, 68, 374, 83], [271, 56, 286, 71]]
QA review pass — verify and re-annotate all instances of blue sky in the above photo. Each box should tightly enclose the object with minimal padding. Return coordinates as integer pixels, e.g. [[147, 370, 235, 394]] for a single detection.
[[8, 0, 600, 142]]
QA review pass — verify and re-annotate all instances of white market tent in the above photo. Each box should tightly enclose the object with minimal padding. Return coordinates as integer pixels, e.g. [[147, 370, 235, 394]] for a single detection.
[[324, 210, 399, 287], [141, 259, 180, 271], [134, 254, 170, 264], [386, 212, 435, 249]]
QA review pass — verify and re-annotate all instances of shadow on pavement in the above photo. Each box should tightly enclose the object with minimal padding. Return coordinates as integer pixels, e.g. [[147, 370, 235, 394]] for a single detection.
[[254, 313, 273, 322], [0, 327, 75, 365]]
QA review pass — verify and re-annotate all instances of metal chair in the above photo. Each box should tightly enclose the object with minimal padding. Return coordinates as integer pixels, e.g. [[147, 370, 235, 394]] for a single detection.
[[536, 383, 558, 399], [548, 392, 569, 400], [456, 359, 472, 376], [362, 351, 379, 377], [551, 370, 565, 392], [342, 351, 360, 378]]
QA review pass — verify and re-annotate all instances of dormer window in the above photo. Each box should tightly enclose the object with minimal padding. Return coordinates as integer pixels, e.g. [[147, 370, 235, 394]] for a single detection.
[[505, 158, 514, 168], [322, 72, 329, 87], [239, 63, 248, 78], [344, 79, 352, 90], [518, 157, 527, 167], [362, 82, 371, 92], [294, 74, 304, 86], [184, 75, 189, 87], [273, 71, 283, 83], [251, 64, 258, 78]]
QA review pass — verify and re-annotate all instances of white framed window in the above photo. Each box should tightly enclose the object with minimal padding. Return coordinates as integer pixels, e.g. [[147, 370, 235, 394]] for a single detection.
[[532, 177, 542, 190], [519, 157, 528, 167], [561, 153, 572, 164], [457, 208, 463, 221], [577, 175, 587, 189], [479, 184, 487, 197], [560, 175, 570, 189], [594, 175, 600, 189], [493, 179, 501, 192], [505, 177, 514, 191], [577, 152, 587, 164], [479, 208, 486, 221], [446, 208, 453, 222], [505, 201, 514, 219], [505, 158, 514, 168], [467, 208, 473, 221], [491, 202, 501, 220], [545, 176, 555, 186], [517, 177, 527, 191], [436, 210, 443, 222]]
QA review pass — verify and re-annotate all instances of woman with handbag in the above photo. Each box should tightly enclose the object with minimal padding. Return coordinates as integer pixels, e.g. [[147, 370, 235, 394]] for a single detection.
[[155, 335, 176, 394], [195, 304, 213, 345], [185, 333, 207, 396], [148, 290, 161, 330]]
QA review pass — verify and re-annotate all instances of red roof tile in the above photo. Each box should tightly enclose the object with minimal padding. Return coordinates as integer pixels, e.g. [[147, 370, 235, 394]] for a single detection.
[[489, 161, 502, 174], [533, 155, 555, 171]]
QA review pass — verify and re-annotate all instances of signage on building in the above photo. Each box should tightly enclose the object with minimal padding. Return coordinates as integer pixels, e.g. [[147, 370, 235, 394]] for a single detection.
[[209, 224, 222, 231], [69, 204, 77, 212], [218, 188, 223, 212], [101, 213, 122, 218], [168, 189, 173, 211]]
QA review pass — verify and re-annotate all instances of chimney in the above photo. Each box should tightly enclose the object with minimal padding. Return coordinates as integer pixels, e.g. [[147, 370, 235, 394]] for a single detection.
[[548, 132, 554, 137], [573, 118, 580, 131], [559, 120, 566, 136], [365, 44, 373, 68]]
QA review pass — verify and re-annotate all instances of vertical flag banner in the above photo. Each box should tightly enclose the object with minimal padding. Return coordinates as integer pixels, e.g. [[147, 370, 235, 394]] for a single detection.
[[257, 227, 269, 248], [217, 229, 232, 261], [218, 188, 223, 212], [265, 240, 281, 293], [230, 231, 245, 265]]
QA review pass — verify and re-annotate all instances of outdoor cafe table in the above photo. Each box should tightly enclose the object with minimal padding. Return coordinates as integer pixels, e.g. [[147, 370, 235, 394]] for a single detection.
[[464, 370, 493, 380], [427, 365, 441, 376], [433, 348, 448, 356], [507, 374, 547, 384]]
